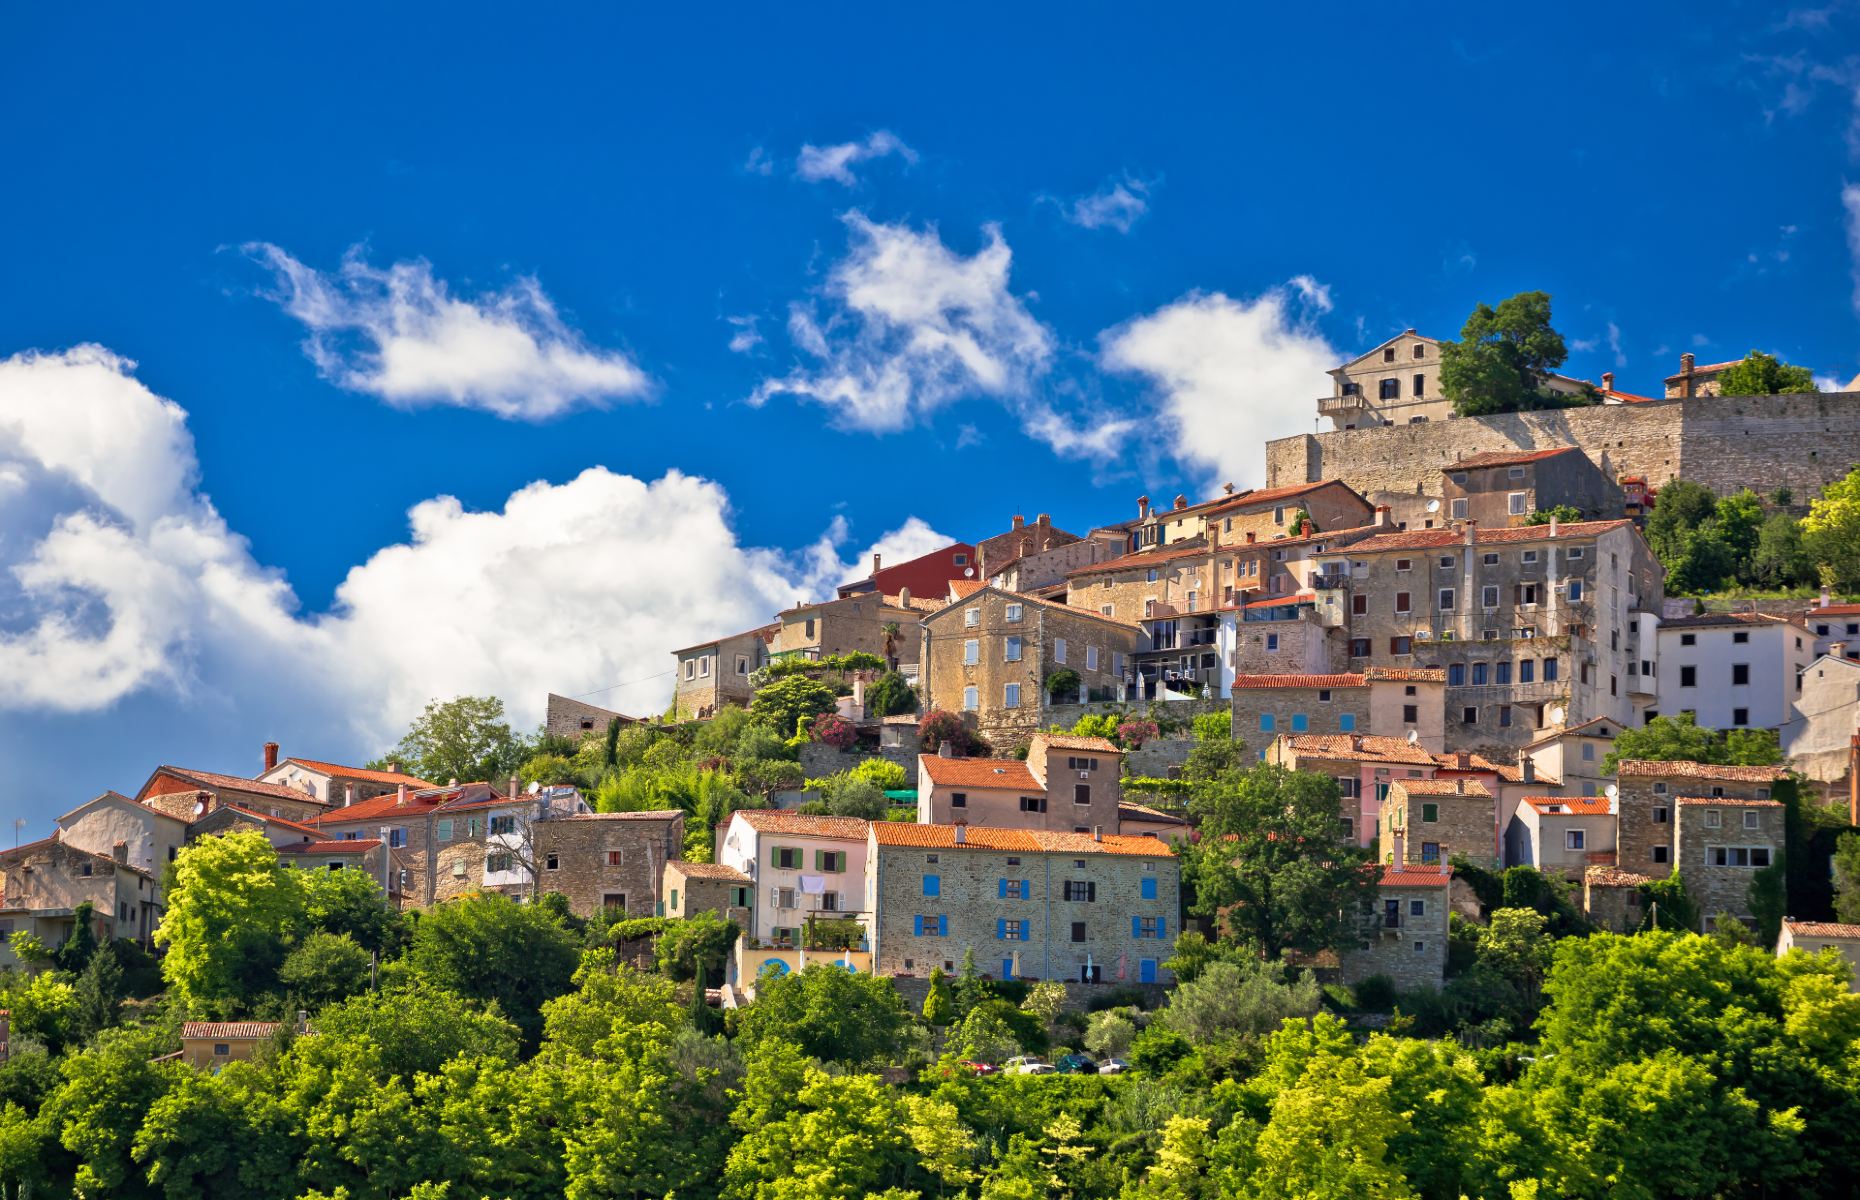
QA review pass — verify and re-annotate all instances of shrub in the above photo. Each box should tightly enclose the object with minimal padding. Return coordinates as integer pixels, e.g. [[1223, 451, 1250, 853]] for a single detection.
[[1044, 667, 1081, 699], [847, 757, 907, 791], [1191, 711, 1233, 742], [1116, 719, 1160, 749], [810, 713, 856, 750], [866, 670, 918, 717], [1353, 974, 1398, 1011], [918, 710, 984, 756]]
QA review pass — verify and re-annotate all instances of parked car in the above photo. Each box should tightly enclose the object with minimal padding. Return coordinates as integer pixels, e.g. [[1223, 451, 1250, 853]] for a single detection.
[[958, 1060, 998, 1076], [1055, 1053, 1097, 1074], [1097, 1058, 1129, 1075], [1003, 1056, 1056, 1075]]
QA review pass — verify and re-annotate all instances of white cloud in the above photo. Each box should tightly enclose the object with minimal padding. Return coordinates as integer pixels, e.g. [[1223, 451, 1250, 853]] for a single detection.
[[1063, 176, 1151, 233], [1606, 321, 1626, 367], [744, 146, 775, 176], [1019, 405, 1142, 459], [794, 131, 917, 186], [0, 346, 944, 739], [245, 244, 650, 421], [1844, 183, 1860, 319], [750, 213, 1055, 432], [1100, 285, 1337, 487], [726, 314, 764, 354]]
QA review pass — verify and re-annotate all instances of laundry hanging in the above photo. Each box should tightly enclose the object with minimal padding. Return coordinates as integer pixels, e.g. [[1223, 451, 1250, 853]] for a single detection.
[[799, 874, 826, 894]]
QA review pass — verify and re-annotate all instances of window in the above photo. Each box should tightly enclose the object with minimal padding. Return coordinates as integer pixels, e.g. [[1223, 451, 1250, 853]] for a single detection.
[[544, 853, 559, 871], [1565, 829, 1586, 851], [772, 846, 802, 869], [1569, 581, 1583, 601], [1421, 802, 1439, 823], [1543, 657, 1559, 681], [1135, 916, 1166, 939], [1339, 713, 1357, 732], [1074, 783, 1091, 805], [1000, 879, 1029, 899], [1744, 809, 1762, 830], [1086, 646, 1100, 670], [1288, 713, 1308, 732], [1483, 585, 1500, 608], [1259, 713, 1276, 732], [1350, 637, 1371, 657], [698, 656, 709, 677], [1499, 705, 1512, 727], [1071, 922, 1088, 942], [950, 792, 967, 809], [1439, 588, 1456, 611], [1679, 633, 1697, 647], [1004, 636, 1022, 662], [605, 849, 625, 866], [1508, 492, 1528, 516], [1266, 634, 1280, 651], [1450, 498, 1468, 519], [998, 919, 1029, 941], [1680, 665, 1697, 688], [1391, 636, 1413, 655], [1732, 707, 1749, 726], [1384, 346, 1397, 363], [816, 850, 847, 872], [1731, 630, 1749, 644], [1413, 373, 1425, 396], [1653, 804, 1669, 824], [684, 660, 695, 680], [486, 852, 512, 873], [1448, 663, 1465, 686], [1054, 637, 1067, 664], [1462, 706, 1479, 724], [1064, 880, 1097, 901], [1421, 842, 1441, 863], [1731, 664, 1749, 686], [1395, 591, 1412, 614], [1707, 846, 1773, 868], [804, 619, 815, 639], [1439, 555, 1456, 569], [1006, 603, 1023, 622], [488, 815, 515, 836], [1472, 662, 1488, 685], [1019, 795, 1046, 813], [1569, 547, 1583, 559], [1352, 594, 1368, 616], [1653, 845, 1670, 864], [1403, 703, 1418, 722], [962, 686, 978, 711], [912, 915, 949, 937], [1705, 809, 1723, 828], [1496, 661, 1511, 685], [213, 1043, 231, 1057], [436, 819, 453, 841], [1004, 683, 1021, 709], [452, 860, 467, 877]]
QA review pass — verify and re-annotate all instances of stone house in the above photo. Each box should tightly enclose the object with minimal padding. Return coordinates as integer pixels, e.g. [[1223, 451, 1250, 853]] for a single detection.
[[1776, 920, 1860, 988], [188, 805, 327, 850], [307, 781, 502, 908], [1110, 492, 1236, 556], [865, 822, 1180, 984], [55, 791, 191, 878], [917, 585, 1140, 743], [672, 623, 777, 721], [987, 527, 1126, 594], [1583, 865, 1655, 932], [772, 593, 923, 670], [975, 514, 1081, 580], [1801, 596, 1860, 663], [1231, 668, 1446, 762], [1652, 612, 1815, 733], [1440, 446, 1619, 527], [1522, 716, 1627, 798], [1613, 760, 1790, 880], [915, 734, 1123, 834], [1429, 750, 1554, 833], [662, 860, 753, 923], [1378, 777, 1498, 870], [276, 838, 400, 899], [1785, 654, 1860, 785], [1338, 863, 1451, 988], [1674, 796, 1784, 925], [544, 693, 634, 741], [1504, 795, 1614, 879], [1115, 801, 1190, 842], [837, 541, 979, 601], [259, 752, 437, 809], [179, 1021, 282, 1071], [1319, 330, 1452, 429], [0, 834, 160, 966], [1205, 479, 1376, 546], [1268, 732, 1442, 847], [1220, 594, 1344, 688], [134, 765, 331, 824], [531, 810, 685, 919], [1064, 541, 1219, 699], [1662, 351, 1740, 399], [715, 810, 871, 949]]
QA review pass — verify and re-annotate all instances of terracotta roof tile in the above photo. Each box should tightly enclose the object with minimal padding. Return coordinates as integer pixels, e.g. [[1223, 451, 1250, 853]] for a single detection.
[[870, 823, 1176, 857], [1363, 667, 1448, 683], [919, 755, 1041, 790], [1586, 865, 1654, 887], [731, 810, 870, 840], [929, 585, 1143, 633], [1233, 673, 1367, 689], [1675, 796, 1783, 807], [1664, 359, 1742, 382], [672, 623, 780, 656], [1522, 795, 1612, 815], [1783, 920, 1860, 940], [1241, 592, 1316, 610], [949, 579, 987, 599], [1065, 541, 1212, 578], [1279, 733, 1439, 766], [1380, 864, 1452, 888], [276, 759, 437, 787], [1444, 447, 1579, 471], [218, 806, 329, 839], [1525, 716, 1621, 746], [144, 767, 329, 807], [1117, 801, 1187, 825], [182, 1021, 281, 1039], [554, 809, 682, 821], [1614, 760, 1790, 782], [1031, 734, 1121, 753], [1807, 603, 1860, 617], [277, 839, 381, 854], [1349, 519, 1634, 554], [667, 860, 752, 881], [1658, 612, 1797, 630], [1392, 777, 1491, 797], [1206, 479, 1363, 516]]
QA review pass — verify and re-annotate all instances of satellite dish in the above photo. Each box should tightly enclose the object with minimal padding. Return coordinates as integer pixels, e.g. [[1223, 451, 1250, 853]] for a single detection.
[[964, 567, 974, 578], [1407, 729, 1419, 745], [1425, 499, 1441, 513], [1605, 784, 1619, 800]]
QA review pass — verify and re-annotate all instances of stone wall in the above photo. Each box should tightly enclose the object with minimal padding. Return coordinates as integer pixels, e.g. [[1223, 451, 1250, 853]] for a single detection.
[[1264, 391, 1860, 502], [889, 973, 1169, 1013]]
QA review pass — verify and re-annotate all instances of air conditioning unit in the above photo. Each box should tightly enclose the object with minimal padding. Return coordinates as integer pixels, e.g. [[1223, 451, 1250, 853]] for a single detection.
[[1077, 770, 1092, 780], [1415, 629, 1434, 640]]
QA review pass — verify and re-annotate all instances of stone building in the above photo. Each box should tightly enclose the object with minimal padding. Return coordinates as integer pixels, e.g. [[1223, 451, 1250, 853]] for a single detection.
[[1776, 920, 1860, 988], [1439, 446, 1619, 528], [1652, 612, 1815, 732], [772, 592, 923, 670], [0, 834, 160, 966], [662, 860, 753, 922], [1583, 865, 1654, 933], [134, 765, 331, 824], [260, 753, 437, 809], [917, 585, 1140, 743], [976, 514, 1081, 579], [531, 810, 685, 919], [986, 528, 1125, 594], [544, 693, 633, 741], [672, 623, 777, 720], [915, 734, 1124, 833], [1231, 668, 1446, 762], [1267, 733, 1442, 847], [276, 838, 399, 899], [1204, 479, 1376, 546], [1318, 330, 1453, 429], [864, 822, 1180, 984], [1338, 863, 1451, 989], [1674, 796, 1784, 925], [179, 1022, 282, 1071], [306, 780, 512, 908], [1613, 760, 1790, 880], [1378, 777, 1498, 870], [1522, 716, 1626, 798], [715, 809, 871, 949], [1785, 654, 1860, 785], [1662, 352, 1740, 399], [54, 791, 191, 877], [1503, 795, 1614, 879]]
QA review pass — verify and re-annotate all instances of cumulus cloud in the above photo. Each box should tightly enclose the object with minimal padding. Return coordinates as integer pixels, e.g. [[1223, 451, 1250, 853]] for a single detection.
[[1062, 176, 1151, 233], [245, 244, 650, 420], [794, 131, 917, 186], [0, 346, 944, 739], [1100, 284, 1338, 487], [750, 213, 1055, 432]]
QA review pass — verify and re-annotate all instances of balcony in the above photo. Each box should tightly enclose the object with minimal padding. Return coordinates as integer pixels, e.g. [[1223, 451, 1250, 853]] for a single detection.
[[1318, 391, 1375, 421]]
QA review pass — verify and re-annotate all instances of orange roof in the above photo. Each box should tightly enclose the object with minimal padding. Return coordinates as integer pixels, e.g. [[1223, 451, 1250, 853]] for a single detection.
[[1350, 519, 1634, 553], [182, 1022, 280, 1040], [1615, 760, 1790, 782], [277, 839, 382, 854], [949, 579, 987, 599], [1444, 447, 1579, 471], [1363, 667, 1448, 683], [141, 766, 328, 807], [1233, 673, 1366, 689], [1525, 716, 1622, 746], [667, 860, 752, 881], [928, 585, 1142, 633], [1279, 733, 1438, 766], [217, 806, 329, 839], [1522, 795, 1611, 816], [276, 759, 437, 788], [1586, 865, 1654, 888], [1380, 864, 1452, 888], [1433, 752, 1535, 783], [1675, 796, 1783, 807], [1392, 777, 1490, 797], [1241, 592, 1315, 610], [731, 810, 870, 840], [1807, 603, 1860, 617], [1206, 479, 1362, 516], [1065, 541, 1212, 578], [672, 622, 780, 655], [870, 822, 1176, 858], [1784, 920, 1860, 940], [1031, 734, 1121, 753], [1664, 359, 1742, 382], [919, 755, 1041, 790]]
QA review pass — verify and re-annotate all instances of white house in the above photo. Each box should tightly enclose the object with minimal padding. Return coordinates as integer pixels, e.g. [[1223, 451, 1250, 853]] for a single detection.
[[1653, 613, 1815, 732], [1785, 654, 1860, 785], [714, 809, 870, 948]]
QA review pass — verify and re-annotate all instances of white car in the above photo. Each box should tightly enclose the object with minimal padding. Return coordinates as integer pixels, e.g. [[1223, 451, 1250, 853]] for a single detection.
[[1097, 1058, 1129, 1075], [1003, 1056, 1056, 1075]]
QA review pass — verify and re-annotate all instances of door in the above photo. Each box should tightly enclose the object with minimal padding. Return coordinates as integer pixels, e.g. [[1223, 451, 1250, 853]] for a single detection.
[[1002, 958, 1015, 980], [1079, 964, 1101, 983], [1138, 959, 1157, 984]]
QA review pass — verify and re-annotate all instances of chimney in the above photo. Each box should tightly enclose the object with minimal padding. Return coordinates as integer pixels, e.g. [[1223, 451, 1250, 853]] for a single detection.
[[1138, 494, 1151, 519], [938, 741, 956, 758], [1222, 482, 1236, 495], [1601, 371, 1615, 392], [1549, 514, 1559, 536], [1092, 825, 1104, 842], [1173, 494, 1187, 510], [1374, 505, 1390, 527], [395, 784, 408, 806], [1246, 531, 1257, 544], [343, 783, 355, 808], [1463, 519, 1477, 547], [872, 552, 882, 576], [508, 775, 520, 800], [1011, 515, 1025, 529], [1518, 751, 1535, 785], [1821, 585, 1832, 610], [1350, 734, 1363, 752], [898, 586, 911, 606], [1036, 513, 1051, 527], [1456, 778, 1467, 794], [263, 742, 279, 773], [1456, 751, 1471, 771], [387, 761, 399, 775], [1681, 351, 1695, 375], [953, 824, 966, 844], [111, 840, 128, 864], [1831, 641, 1849, 660]]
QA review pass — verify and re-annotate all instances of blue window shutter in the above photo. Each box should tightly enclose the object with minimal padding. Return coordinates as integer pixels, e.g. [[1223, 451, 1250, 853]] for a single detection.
[[938, 915, 948, 936], [1158, 917, 1167, 937], [1021, 879, 1030, 899], [924, 874, 939, 897], [996, 918, 1006, 939], [1141, 878, 1157, 900], [913, 915, 923, 936], [1132, 915, 1141, 938], [998, 878, 1007, 899]]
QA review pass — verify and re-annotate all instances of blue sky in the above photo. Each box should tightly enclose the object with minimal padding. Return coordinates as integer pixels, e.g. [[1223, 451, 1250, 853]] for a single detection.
[[3, 2, 1858, 831]]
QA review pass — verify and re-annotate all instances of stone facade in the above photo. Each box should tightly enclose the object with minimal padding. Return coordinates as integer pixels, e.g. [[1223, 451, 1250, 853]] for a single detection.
[[544, 694, 631, 741], [662, 860, 753, 923], [1266, 390, 1860, 510], [532, 811, 685, 919], [55, 792, 190, 878], [674, 625, 775, 721], [1613, 761, 1789, 881], [773, 593, 923, 669], [976, 514, 1081, 579], [915, 735, 1124, 834], [1379, 777, 1498, 870], [1268, 733, 1443, 848], [0, 836, 159, 965], [1232, 669, 1445, 763], [1522, 717, 1626, 798], [136, 766, 331, 824], [1786, 655, 1860, 784], [1675, 798, 1784, 925], [1583, 867, 1653, 933], [1319, 330, 1453, 429], [1439, 447, 1618, 527], [1338, 864, 1451, 989], [866, 823, 1180, 984], [918, 587, 1140, 744]]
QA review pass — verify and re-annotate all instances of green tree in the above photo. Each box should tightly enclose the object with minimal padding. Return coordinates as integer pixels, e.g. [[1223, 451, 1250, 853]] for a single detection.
[[721, 1066, 919, 1200], [154, 830, 303, 1016], [310, 979, 521, 1078], [405, 893, 579, 1044], [1751, 512, 1815, 588], [811, 774, 888, 820], [40, 1025, 179, 1199], [1712, 488, 1764, 582], [1156, 959, 1321, 1043], [866, 670, 919, 718], [748, 677, 838, 738], [1083, 1007, 1138, 1058], [383, 695, 525, 784], [1526, 504, 1583, 525], [132, 1063, 295, 1200], [922, 967, 955, 1027], [1603, 712, 1782, 772], [948, 1004, 1022, 1064], [1834, 832, 1860, 925], [1644, 479, 1718, 574], [1182, 764, 1377, 958], [279, 932, 372, 1011], [729, 965, 910, 1066], [1438, 291, 1577, 416], [295, 865, 402, 955], [70, 945, 124, 1045], [1715, 350, 1819, 397], [1803, 466, 1860, 591]]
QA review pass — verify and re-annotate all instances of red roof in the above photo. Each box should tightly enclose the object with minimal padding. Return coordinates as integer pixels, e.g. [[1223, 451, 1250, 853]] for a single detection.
[[277, 839, 382, 854], [1349, 519, 1634, 553], [1676, 796, 1783, 807], [919, 755, 1041, 790], [218, 806, 329, 839], [871, 823, 1176, 857], [1031, 734, 1122, 753], [1807, 603, 1860, 617], [1784, 920, 1860, 940], [1664, 359, 1742, 382], [1615, 760, 1790, 782], [1522, 795, 1612, 816], [1393, 777, 1491, 797], [182, 1021, 281, 1039], [1380, 864, 1452, 888], [672, 622, 780, 655], [1065, 541, 1212, 578], [1444, 447, 1579, 471], [1586, 865, 1654, 887], [1206, 479, 1364, 516], [140, 766, 328, 807], [1232, 673, 1366, 689], [1241, 592, 1315, 610], [1278, 734, 1439, 766], [275, 759, 437, 788], [667, 860, 752, 881], [730, 810, 870, 840], [1363, 667, 1448, 683]]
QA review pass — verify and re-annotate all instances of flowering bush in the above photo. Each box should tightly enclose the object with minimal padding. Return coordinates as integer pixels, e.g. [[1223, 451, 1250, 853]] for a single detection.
[[1115, 719, 1159, 749], [810, 713, 856, 750]]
